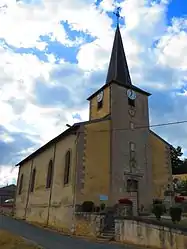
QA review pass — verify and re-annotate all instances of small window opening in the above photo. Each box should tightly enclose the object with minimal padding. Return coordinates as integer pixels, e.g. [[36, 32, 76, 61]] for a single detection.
[[128, 98, 135, 107]]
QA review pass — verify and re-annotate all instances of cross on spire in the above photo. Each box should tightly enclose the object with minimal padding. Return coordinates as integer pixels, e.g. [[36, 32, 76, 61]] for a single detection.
[[113, 7, 121, 27], [105, 9, 132, 86]]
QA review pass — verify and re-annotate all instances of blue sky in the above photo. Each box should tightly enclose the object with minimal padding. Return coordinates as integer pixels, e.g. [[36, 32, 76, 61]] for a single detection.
[[0, 0, 186, 186]]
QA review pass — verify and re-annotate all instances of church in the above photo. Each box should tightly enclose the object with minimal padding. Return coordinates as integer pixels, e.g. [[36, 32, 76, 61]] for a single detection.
[[15, 24, 172, 229]]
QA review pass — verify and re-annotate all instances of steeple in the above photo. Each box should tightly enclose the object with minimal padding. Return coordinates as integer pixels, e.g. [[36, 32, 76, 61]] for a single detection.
[[106, 24, 132, 86]]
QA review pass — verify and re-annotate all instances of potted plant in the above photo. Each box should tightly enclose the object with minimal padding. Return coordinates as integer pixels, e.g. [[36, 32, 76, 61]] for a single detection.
[[152, 202, 166, 221], [170, 206, 182, 223], [100, 203, 106, 211], [81, 201, 95, 212]]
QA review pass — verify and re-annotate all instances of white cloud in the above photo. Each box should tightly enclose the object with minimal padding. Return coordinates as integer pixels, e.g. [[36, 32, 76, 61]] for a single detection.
[[99, 0, 115, 12], [157, 18, 187, 71], [0, 165, 18, 187], [0, 0, 113, 49], [0, 0, 187, 187]]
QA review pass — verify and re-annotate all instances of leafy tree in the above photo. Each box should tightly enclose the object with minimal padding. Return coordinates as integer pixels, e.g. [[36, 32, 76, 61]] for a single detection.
[[176, 179, 187, 195], [170, 146, 184, 174]]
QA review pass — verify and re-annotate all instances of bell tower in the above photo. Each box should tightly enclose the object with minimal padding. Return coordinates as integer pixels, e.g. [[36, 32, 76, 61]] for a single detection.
[[87, 9, 153, 213], [107, 23, 152, 212]]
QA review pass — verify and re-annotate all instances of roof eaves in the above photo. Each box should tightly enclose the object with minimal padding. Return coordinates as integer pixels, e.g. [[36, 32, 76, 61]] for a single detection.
[[15, 124, 80, 167], [150, 130, 171, 147], [87, 80, 151, 101]]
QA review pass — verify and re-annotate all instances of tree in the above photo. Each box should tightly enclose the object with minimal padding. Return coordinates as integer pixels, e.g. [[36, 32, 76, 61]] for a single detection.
[[170, 146, 184, 174], [176, 180, 187, 195]]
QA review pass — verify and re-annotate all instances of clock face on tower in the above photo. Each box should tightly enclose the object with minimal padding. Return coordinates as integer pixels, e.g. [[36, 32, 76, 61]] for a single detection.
[[97, 91, 104, 102], [127, 89, 136, 100]]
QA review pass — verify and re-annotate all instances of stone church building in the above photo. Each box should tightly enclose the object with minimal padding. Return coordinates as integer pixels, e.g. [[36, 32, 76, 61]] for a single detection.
[[15, 25, 172, 229]]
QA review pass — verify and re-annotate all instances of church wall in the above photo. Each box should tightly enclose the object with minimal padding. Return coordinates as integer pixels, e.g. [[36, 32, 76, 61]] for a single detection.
[[110, 83, 153, 210], [15, 160, 33, 219], [150, 132, 172, 199], [25, 145, 55, 224], [15, 133, 78, 231], [89, 86, 110, 120], [78, 120, 110, 206], [47, 134, 76, 231]]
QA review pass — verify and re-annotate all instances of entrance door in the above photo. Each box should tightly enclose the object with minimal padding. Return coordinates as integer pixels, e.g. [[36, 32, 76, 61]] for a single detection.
[[103, 210, 115, 231], [129, 192, 138, 216]]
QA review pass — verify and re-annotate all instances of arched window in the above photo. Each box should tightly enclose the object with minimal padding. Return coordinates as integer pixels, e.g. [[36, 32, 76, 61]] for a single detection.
[[46, 160, 53, 189], [18, 174, 23, 195], [64, 150, 71, 185], [30, 168, 36, 193]]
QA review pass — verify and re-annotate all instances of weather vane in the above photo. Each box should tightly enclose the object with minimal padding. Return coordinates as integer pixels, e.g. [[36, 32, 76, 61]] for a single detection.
[[113, 7, 121, 27]]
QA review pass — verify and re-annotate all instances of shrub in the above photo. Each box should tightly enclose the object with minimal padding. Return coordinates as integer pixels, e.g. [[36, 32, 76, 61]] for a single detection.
[[94, 206, 100, 212], [81, 201, 94, 212], [153, 199, 163, 205], [100, 203, 106, 211], [170, 206, 182, 223], [118, 198, 133, 205], [152, 204, 165, 220]]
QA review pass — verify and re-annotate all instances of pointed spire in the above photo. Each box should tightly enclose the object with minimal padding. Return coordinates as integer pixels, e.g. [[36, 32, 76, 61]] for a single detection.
[[105, 25, 132, 86]]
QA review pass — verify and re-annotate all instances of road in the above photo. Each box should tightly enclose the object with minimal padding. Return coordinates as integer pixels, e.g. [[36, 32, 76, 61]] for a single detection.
[[0, 215, 143, 249]]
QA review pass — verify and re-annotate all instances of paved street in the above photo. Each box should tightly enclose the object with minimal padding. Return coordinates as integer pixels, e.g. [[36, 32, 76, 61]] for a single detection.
[[0, 215, 144, 249]]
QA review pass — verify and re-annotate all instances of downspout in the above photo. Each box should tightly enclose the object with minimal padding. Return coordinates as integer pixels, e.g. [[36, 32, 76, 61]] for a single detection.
[[24, 159, 34, 219], [46, 142, 57, 226]]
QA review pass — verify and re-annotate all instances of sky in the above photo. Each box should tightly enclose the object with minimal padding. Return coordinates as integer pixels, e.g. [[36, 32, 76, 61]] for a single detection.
[[0, 0, 186, 187]]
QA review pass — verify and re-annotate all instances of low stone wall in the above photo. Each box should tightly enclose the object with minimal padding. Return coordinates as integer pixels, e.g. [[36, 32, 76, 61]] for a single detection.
[[74, 213, 104, 237], [115, 218, 187, 249], [21, 211, 104, 237], [0, 204, 14, 216]]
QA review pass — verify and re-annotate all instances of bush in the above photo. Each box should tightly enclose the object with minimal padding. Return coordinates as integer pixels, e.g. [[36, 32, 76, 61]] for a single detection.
[[170, 206, 182, 223], [153, 199, 163, 205], [81, 201, 94, 212], [94, 206, 100, 212], [100, 203, 106, 211], [152, 204, 165, 220], [118, 198, 132, 205]]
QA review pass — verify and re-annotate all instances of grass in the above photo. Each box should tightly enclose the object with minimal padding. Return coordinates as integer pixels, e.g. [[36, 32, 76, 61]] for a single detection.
[[0, 230, 42, 249]]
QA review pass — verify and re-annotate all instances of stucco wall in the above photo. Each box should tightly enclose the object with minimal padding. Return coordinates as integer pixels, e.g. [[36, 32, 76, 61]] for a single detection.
[[150, 132, 172, 199], [115, 219, 187, 249], [15, 134, 77, 232], [78, 120, 110, 205], [15, 160, 33, 219], [110, 83, 152, 210], [89, 86, 110, 120]]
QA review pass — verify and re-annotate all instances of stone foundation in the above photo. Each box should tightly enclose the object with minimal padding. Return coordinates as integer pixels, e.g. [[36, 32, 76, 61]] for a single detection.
[[74, 212, 104, 237]]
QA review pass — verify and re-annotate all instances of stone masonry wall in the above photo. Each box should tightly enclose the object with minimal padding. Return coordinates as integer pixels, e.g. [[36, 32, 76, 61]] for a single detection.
[[115, 218, 187, 249], [74, 213, 104, 237]]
